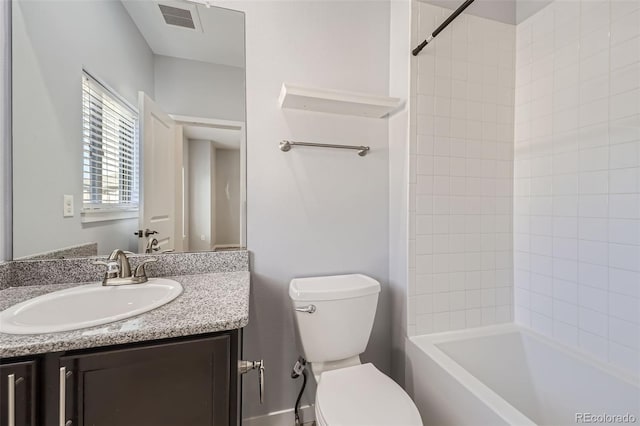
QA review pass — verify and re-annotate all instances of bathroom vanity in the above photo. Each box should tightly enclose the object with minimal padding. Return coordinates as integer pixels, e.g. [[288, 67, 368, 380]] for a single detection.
[[1, 331, 240, 426], [0, 252, 251, 426]]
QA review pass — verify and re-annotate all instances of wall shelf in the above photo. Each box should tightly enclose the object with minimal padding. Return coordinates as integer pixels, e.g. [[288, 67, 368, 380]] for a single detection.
[[278, 83, 403, 119]]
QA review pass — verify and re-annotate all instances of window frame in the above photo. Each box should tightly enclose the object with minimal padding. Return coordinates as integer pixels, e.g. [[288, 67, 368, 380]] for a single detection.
[[80, 70, 139, 223]]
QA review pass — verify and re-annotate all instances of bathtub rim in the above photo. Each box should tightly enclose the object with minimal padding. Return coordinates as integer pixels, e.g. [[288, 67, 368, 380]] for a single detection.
[[410, 323, 639, 388], [407, 324, 535, 426], [407, 323, 639, 426]]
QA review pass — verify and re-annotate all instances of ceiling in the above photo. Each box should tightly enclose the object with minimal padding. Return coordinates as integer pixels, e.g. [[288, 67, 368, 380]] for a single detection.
[[421, 0, 553, 24], [121, 0, 245, 68], [183, 124, 242, 149]]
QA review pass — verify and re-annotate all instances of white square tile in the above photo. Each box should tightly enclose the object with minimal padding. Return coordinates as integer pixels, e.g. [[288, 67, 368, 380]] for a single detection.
[[553, 217, 578, 238], [609, 268, 640, 298], [610, 142, 639, 169], [433, 312, 451, 332], [609, 219, 640, 245], [553, 278, 578, 304], [415, 294, 434, 315], [610, 89, 640, 121], [579, 146, 609, 172], [416, 313, 434, 335], [553, 237, 578, 260], [579, 26, 610, 61], [609, 293, 640, 324], [609, 317, 640, 349], [578, 217, 608, 241], [531, 311, 553, 336], [579, 50, 609, 83], [578, 307, 608, 336], [578, 195, 609, 218], [579, 97, 609, 127], [579, 171, 609, 194], [610, 168, 639, 194], [611, 36, 640, 71], [580, 1, 610, 35], [554, 299, 579, 326], [578, 262, 609, 290], [579, 123, 609, 149], [578, 240, 608, 266], [610, 63, 640, 96], [609, 243, 640, 272], [609, 194, 640, 219], [611, 0, 640, 22], [531, 292, 553, 316]]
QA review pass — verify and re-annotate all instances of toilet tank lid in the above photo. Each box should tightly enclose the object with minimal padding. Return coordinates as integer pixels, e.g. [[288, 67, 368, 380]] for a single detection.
[[289, 274, 380, 302]]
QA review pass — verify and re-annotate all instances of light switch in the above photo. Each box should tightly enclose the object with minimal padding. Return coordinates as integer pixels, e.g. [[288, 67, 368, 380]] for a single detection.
[[63, 195, 74, 217]]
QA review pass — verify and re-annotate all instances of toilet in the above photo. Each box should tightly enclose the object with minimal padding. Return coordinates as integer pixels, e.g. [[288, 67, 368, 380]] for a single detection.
[[289, 274, 423, 426]]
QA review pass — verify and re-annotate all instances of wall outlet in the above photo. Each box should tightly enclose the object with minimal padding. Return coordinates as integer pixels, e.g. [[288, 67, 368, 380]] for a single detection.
[[63, 195, 74, 217], [200, 234, 206, 241]]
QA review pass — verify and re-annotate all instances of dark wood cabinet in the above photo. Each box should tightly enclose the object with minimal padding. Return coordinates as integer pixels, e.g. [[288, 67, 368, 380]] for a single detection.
[[2, 330, 240, 426], [0, 360, 37, 426]]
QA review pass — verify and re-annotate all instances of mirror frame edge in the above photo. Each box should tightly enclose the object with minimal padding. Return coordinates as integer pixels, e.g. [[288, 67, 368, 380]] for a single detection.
[[1, 0, 12, 262], [4, 1, 248, 261]]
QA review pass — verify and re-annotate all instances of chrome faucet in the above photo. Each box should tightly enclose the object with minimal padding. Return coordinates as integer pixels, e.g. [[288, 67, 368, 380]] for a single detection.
[[93, 249, 157, 286]]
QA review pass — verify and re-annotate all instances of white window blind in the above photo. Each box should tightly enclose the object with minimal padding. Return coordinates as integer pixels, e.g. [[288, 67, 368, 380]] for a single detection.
[[82, 72, 139, 211]]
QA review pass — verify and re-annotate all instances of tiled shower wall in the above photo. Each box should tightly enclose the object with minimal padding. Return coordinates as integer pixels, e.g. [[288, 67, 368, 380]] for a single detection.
[[513, 0, 640, 374], [408, 2, 516, 335]]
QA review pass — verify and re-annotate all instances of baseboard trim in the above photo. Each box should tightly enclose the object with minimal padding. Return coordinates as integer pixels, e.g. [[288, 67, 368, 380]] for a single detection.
[[243, 404, 315, 426]]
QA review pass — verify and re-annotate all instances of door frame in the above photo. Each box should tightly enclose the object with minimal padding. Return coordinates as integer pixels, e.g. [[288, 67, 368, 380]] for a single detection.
[[170, 115, 246, 249]]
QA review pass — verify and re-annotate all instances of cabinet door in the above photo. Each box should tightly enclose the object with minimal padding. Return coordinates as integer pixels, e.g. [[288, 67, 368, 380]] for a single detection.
[[0, 361, 37, 426], [60, 334, 232, 426]]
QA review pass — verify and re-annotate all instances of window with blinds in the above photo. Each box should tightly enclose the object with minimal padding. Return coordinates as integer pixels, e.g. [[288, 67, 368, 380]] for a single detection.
[[82, 72, 139, 212]]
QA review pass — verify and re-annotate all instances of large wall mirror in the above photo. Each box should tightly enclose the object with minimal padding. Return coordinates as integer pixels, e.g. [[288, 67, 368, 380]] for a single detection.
[[12, 0, 246, 259]]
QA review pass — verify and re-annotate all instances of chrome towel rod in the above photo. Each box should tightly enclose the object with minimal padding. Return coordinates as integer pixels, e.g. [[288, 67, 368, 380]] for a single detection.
[[280, 140, 370, 157]]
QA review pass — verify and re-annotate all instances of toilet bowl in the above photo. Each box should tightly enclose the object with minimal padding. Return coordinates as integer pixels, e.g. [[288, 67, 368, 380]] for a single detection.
[[315, 363, 422, 426], [289, 274, 423, 426]]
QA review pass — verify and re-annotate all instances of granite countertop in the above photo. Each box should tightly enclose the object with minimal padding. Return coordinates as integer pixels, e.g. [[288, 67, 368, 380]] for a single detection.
[[0, 271, 250, 358]]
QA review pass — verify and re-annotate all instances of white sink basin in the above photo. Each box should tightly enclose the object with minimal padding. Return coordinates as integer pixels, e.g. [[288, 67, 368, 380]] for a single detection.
[[0, 278, 183, 334]]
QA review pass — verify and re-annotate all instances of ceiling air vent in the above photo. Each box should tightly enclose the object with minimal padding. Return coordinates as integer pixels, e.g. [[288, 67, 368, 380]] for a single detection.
[[158, 4, 195, 29]]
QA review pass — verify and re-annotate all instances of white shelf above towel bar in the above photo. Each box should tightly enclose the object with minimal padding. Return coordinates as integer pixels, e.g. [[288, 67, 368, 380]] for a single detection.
[[279, 83, 403, 118]]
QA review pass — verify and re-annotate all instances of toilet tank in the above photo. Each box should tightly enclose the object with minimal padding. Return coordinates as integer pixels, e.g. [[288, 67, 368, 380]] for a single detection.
[[289, 274, 380, 363]]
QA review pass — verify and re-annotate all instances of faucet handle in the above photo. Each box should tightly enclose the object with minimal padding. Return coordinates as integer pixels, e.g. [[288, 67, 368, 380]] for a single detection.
[[134, 258, 158, 280], [93, 260, 120, 285], [93, 260, 119, 274]]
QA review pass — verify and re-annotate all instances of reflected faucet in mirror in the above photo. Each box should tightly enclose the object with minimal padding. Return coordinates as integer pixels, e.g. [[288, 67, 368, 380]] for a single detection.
[[94, 249, 157, 286]]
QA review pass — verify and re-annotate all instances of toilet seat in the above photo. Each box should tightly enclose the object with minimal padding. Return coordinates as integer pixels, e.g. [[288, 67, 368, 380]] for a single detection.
[[315, 363, 423, 426]]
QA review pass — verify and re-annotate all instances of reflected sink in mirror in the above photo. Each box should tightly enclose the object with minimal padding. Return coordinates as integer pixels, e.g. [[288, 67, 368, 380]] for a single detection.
[[0, 278, 183, 335]]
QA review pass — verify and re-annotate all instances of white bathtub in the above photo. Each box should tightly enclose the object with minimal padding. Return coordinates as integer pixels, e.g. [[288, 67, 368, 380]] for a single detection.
[[406, 324, 639, 426]]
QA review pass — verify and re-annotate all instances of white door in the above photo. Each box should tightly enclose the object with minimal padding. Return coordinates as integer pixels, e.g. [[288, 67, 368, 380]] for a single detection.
[[138, 92, 178, 253]]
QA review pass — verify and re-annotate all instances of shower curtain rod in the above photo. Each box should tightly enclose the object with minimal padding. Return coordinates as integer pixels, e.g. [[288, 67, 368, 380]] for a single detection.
[[412, 0, 476, 56]]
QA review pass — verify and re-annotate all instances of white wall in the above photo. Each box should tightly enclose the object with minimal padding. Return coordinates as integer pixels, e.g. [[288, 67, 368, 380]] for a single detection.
[[513, 0, 640, 375], [216, 0, 391, 420], [408, 2, 515, 335], [11, 0, 154, 258], [188, 139, 215, 251], [215, 149, 241, 246], [154, 55, 245, 122]]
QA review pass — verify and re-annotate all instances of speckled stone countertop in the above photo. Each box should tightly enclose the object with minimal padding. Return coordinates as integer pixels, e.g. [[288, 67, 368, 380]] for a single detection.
[[0, 271, 249, 358]]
